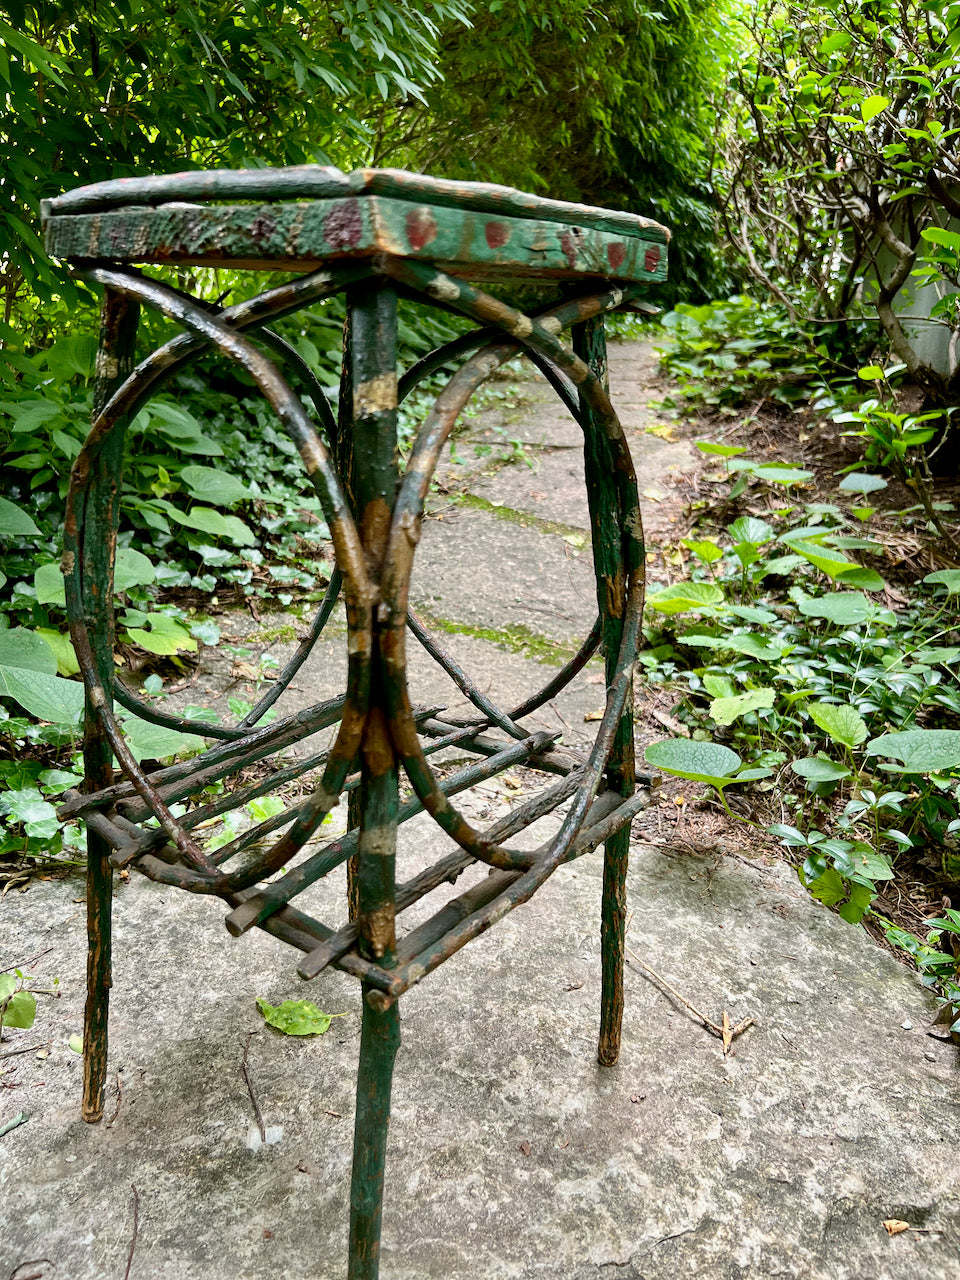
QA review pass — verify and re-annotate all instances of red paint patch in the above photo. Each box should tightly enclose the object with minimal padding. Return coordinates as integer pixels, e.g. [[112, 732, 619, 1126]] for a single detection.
[[324, 200, 363, 250], [406, 208, 437, 251], [484, 220, 510, 249], [644, 245, 661, 273], [607, 241, 626, 272], [559, 230, 578, 270]]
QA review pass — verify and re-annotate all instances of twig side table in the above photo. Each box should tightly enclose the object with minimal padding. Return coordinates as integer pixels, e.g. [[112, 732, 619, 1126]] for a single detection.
[[43, 166, 669, 1279]]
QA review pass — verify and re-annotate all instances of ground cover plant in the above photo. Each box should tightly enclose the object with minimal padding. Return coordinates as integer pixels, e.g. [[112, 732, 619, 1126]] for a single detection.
[[643, 305, 960, 1035]]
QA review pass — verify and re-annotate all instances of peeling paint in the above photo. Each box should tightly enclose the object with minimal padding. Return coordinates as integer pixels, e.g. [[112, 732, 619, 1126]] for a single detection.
[[427, 274, 461, 302], [353, 372, 398, 416]]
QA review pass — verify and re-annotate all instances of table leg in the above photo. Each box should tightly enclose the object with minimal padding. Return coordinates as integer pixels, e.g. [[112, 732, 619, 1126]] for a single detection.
[[574, 316, 636, 1068], [349, 993, 401, 1280], [345, 278, 401, 1278], [82, 288, 139, 1120]]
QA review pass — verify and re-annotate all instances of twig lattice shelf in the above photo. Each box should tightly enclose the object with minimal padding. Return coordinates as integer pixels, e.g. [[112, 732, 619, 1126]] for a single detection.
[[42, 166, 669, 1279]]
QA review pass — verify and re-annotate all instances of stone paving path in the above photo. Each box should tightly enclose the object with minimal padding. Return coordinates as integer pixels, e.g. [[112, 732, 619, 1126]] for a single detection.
[[1, 343, 958, 1280]]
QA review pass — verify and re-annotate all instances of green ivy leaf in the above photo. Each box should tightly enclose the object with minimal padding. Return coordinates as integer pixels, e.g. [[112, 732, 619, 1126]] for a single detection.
[[180, 465, 251, 506], [0, 788, 60, 839], [256, 997, 338, 1036]]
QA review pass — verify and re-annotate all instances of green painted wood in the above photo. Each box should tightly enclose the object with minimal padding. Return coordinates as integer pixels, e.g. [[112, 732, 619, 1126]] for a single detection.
[[44, 194, 667, 285], [348, 994, 401, 1280], [81, 288, 139, 1123], [43, 164, 670, 245], [573, 315, 636, 1069]]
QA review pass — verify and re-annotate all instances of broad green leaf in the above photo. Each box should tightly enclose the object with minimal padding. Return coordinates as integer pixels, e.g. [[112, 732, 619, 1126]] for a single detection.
[[35, 629, 80, 676], [722, 605, 778, 623], [180, 465, 251, 506], [838, 882, 875, 924], [695, 442, 746, 458], [819, 31, 850, 54], [125, 613, 198, 656], [118, 714, 202, 762], [38, 768, 84, 794], [866, 729, 960, 774], [783, 537, 885, 590], [860, 95, 890, 122], [847, 849, 895, 883], [0, 787, 60, 837], [34, 562, 66, 606], [924, 569, 960, 595], [808, 701, 868, 749], [114, 547, 157, 593], [791, 756, 852, 783], [644, 738, 742, 785], [805, 865, 848, 907], [838, 472, 887, 494], [709, 688, 775, 725], [753, 465, 813, 485], [858, 365, 886, 380], [167, 506, 258, 546], [256, 997, 337, 1036], [647, 582, 724, 614], [0, 628, 57, 676], [728, 516, 774, 545], [0, 666, 84, 724], [0, 976, 36, 1031], [796, 592, 872, 625], [0, 496, 40, 536], [831, 566, 886, 592], [682, 538, 723, 564], [190, 621, 222, 646], [684, 632, 784, 661], [702, 673, 736, 699], [247, 795, 286, 822], [921, 227, 960, 252]]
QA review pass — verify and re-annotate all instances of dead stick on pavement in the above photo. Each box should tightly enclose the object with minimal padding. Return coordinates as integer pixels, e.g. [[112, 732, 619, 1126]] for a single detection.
[[0, 948, 53, 976], [625, 944, 754, 1055], [106, 1070, 123, 1128], [123, 1185, 139, 1280], [241, 1031, 266, 1143], [0, 1043, 45, 1061], [7, 1259, 54, 1280]]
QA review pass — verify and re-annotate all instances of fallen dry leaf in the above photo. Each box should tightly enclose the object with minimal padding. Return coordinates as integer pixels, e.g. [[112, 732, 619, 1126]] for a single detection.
[[518, 1141, 532, 1157], [584, 707, 605, 722], [232, 661, 259, 681], [642, 488, 665, 502], [883, 1219, 911, 1236]]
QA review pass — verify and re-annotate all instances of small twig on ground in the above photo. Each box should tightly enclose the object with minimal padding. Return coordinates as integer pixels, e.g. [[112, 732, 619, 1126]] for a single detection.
[[7, 1258, 53, 1280], [625, 944, 755, 1055], [547, 699, 573, 736], [0, 1043, 45, 1061], [0, 948, 53, 976], [123, 1185, 139, 1280], [241, 1031, 266, 1143], [106, 1070, 123, 1128]]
